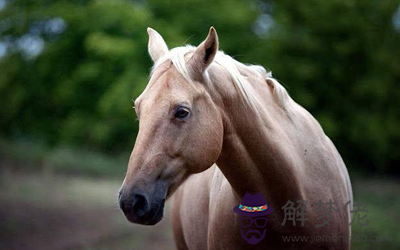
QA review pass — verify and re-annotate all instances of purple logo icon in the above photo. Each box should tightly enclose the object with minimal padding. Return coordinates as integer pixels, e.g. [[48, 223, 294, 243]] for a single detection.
[[233, 192, 273, 245]]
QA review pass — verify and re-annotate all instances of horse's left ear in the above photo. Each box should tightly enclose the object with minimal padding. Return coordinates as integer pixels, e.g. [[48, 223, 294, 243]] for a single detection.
[[147, 27, 169, 63], [189, 27, 219, 76]]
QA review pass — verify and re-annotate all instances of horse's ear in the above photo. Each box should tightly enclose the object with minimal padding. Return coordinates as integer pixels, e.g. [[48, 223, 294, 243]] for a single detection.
[[147, 27, 168, 63], [189, 27, 219, 76]]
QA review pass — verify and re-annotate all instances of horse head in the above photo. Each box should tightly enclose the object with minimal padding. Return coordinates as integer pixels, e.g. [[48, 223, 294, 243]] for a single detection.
[[119, 27, 224, 225]]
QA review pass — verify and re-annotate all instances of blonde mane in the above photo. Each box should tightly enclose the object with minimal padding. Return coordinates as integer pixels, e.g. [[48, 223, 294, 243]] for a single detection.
[[151, 45, 294, 112]]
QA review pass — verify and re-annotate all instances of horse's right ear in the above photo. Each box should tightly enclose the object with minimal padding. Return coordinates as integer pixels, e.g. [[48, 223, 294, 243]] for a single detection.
[[147, 27, 168, 63]]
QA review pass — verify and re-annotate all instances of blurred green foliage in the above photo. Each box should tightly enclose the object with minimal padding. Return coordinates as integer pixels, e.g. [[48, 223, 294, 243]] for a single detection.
[[0, 0, 400, 174]]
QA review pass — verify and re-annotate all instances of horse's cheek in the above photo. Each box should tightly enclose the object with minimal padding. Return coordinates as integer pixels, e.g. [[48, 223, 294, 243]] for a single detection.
[[190, 118, 223, 173]]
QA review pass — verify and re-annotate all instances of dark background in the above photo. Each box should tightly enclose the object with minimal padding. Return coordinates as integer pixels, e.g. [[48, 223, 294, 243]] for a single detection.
[[0, 0, 399, 249]]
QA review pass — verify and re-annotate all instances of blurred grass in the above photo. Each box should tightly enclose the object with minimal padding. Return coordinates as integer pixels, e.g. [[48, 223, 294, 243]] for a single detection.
[[0, 138, 175, 250], [0, 137, 130, 177], [350, 175, 400, 249], [0, 171, 174, 250], [0, 138, 399, 249], [1, 171, 398, 249]]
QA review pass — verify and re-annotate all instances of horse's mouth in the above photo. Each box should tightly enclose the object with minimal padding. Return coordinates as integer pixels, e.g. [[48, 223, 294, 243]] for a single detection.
[[145, 198, 165, 225], [124, 197, 165, 226]]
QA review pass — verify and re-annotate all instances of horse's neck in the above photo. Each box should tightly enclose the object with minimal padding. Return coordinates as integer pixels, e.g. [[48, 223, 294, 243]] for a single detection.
[[210, 69, 305, 205]]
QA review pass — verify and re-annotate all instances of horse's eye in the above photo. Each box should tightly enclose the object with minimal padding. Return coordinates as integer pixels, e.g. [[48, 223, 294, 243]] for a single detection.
[[174, 107, 190, 119]]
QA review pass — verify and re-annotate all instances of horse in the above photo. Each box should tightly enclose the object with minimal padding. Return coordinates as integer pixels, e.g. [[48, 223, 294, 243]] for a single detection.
[[118, 27, 353, 250]]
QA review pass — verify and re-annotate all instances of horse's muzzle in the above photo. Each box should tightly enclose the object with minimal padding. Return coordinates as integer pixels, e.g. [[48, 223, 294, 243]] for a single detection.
[[119, 181, 167, 225]]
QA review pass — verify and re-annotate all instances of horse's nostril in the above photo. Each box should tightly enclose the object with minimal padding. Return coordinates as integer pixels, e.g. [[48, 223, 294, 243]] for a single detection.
[[132, 194, 149, 218]]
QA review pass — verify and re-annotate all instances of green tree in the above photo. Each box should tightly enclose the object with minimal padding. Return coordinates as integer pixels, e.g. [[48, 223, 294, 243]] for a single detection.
[[253, 0, 400, 173], [1, 0, 399, 174], [0, 0, 259, 152]]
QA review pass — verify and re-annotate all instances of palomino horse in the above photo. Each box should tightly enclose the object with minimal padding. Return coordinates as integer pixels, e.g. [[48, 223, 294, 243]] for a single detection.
[[119, 27, 353, 249]]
